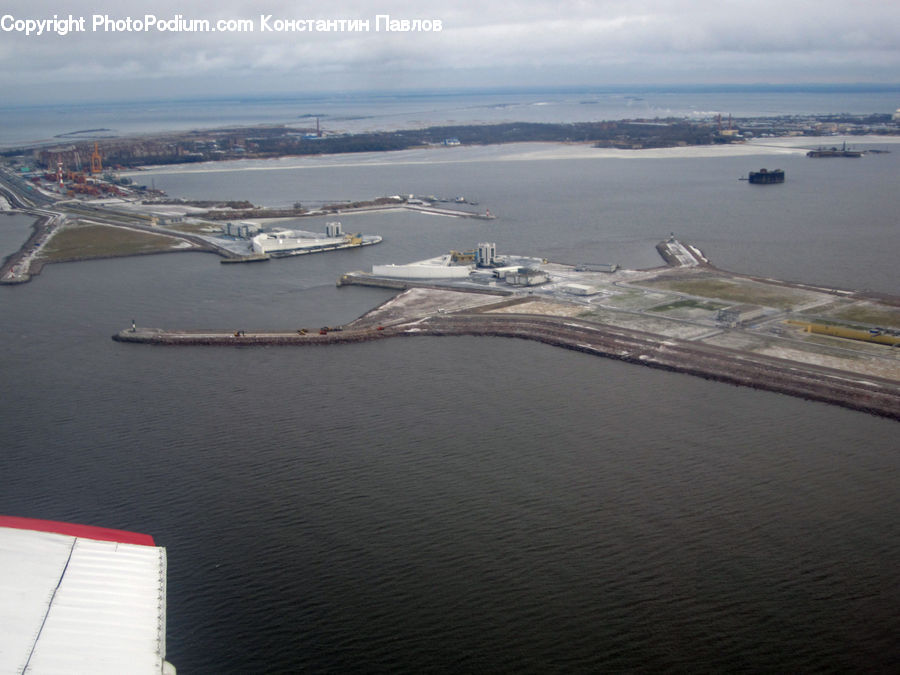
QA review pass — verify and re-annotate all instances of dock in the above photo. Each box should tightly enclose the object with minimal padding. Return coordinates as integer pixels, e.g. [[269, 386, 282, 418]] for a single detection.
[[337, 271, 514, 294], [107, 236, 900, 421], [220, 254, 270, 264], [399, 203, 495, 219], [113, 308, 900, 421]]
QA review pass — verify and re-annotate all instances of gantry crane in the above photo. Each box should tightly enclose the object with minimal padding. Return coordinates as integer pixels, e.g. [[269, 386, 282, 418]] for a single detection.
[[90, 142, 102, 174]]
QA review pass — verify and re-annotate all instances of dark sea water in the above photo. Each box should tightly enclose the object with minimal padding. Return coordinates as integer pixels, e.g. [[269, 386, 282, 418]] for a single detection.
[[141, 139, 900, 294], [2, 91, 899, 673], [0, 213, 37, 260]]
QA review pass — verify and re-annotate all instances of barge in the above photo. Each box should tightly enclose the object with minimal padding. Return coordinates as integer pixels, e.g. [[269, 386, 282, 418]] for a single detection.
[[807, 143, 862, 158], [748, 168, 785, 184]]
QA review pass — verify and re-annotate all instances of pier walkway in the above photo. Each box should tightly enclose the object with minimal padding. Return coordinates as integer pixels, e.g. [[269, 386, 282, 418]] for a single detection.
[[114, 309, 900, 421]]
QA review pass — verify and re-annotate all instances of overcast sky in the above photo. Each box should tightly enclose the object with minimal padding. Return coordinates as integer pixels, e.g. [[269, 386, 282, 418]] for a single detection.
[[2, 0, 899, 104]]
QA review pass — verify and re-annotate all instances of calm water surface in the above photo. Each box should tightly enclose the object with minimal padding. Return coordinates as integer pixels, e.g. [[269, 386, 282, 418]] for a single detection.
[[0, 213, 36, 260], [144, 141, 900, 294]]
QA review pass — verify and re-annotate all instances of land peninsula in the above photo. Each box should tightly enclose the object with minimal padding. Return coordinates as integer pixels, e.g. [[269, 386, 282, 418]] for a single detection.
[[2, 115, 899, 420], [6, 111, 897, 170], [114, 238, 900, 422]]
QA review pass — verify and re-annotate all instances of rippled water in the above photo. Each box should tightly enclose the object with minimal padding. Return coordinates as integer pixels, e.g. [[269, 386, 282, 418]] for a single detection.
[[0, 213, 36, 260], [2, 95, 899, 672], [143, 140, 900, 294], [3, 290, 897, 671]]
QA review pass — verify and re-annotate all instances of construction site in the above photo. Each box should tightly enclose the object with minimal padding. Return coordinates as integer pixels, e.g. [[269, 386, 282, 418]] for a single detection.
[[0, 140, 488, 283], [22, 143, 140, 199], [4, 137, 899, 420], [114, 238, 900, 421]]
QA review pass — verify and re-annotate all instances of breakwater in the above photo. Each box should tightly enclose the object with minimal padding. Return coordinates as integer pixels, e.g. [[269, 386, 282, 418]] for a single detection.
[[200, 201, 494, 221], [113, 313, 900, 421], [0, 212, 55, 283], [337, 271, 515, 294]]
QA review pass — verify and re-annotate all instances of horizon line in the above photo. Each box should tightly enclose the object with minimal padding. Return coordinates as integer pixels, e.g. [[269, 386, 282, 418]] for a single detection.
[[2, 82, 899, 110]]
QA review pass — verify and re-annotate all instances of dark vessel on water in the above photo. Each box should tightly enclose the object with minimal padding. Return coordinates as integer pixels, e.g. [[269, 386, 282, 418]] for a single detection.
[[807, 142, 862, 158], [748, 168, 785, 184]]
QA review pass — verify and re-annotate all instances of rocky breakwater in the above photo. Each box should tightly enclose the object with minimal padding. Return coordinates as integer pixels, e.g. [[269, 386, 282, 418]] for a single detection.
[[112, 326, 396, 346], [411, 314, 900, 421], [114, 314, 900, 421]]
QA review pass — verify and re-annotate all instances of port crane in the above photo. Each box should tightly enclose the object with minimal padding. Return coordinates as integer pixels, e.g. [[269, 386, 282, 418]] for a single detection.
[[90, 142, 102, 174]]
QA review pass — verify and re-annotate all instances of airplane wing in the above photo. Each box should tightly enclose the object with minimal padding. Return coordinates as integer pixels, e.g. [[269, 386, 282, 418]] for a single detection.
[[0, 516, 175, 674]]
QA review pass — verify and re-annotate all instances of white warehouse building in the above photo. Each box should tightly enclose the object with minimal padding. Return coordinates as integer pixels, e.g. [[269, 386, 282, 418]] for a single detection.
[[372, 254, 473, 279]]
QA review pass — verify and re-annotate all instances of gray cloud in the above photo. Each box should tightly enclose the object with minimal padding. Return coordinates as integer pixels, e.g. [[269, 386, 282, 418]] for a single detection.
[[2, 0, 898, 102]]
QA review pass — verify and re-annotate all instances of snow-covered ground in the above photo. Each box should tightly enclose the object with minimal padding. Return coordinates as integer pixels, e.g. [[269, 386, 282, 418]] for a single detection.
[[123, 135, 900, 176]]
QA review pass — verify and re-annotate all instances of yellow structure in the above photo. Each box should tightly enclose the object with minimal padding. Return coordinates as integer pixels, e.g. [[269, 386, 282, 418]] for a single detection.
[[789, 320, 900, 346], [90, 142, 103, 174], [450, 249, 476, 263]]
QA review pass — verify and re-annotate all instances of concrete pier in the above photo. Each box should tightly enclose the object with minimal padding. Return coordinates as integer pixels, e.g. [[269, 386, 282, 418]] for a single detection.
[[113, 310, 900, 421], [111, 238, 900, 421], [337, 271, 514, 295]]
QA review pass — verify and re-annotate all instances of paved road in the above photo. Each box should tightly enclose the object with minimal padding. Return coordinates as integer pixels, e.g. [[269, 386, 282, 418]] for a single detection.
[[0, 168, 241, 283]]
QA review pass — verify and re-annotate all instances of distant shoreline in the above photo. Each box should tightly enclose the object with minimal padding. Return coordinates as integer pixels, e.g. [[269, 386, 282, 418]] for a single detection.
[[9, 111, 897, 174], [122, 135, 900, 176]]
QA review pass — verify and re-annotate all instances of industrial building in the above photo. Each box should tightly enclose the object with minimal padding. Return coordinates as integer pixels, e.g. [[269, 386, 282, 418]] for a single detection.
[[477, 242, 497, 267], [223, 221, 261, 239], [251, 222, 380, 257], [717, 304, 767, 326], [369, 242, 556, 283], [575, 263, 619, 273], [504, 268, 549, 286], [373, 254, 473, 279], [564, 283, 601, 296]]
